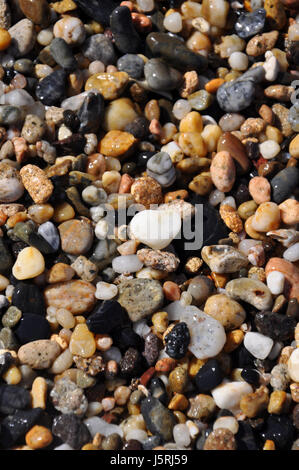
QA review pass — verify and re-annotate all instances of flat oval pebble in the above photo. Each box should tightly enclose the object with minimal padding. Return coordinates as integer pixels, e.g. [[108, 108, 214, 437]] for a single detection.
[[44, 280, 96, 315], [18, 340, 61, 370], [226, 278, 273, 310], [12, 247, 45, 280], [180, 305, 226, 360], [210, 151, 236, 193], [58, 219, 94, 255]]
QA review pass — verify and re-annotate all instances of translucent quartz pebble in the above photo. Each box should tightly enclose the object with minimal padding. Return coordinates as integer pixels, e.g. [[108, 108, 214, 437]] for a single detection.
[[84, 417, 123, 437]]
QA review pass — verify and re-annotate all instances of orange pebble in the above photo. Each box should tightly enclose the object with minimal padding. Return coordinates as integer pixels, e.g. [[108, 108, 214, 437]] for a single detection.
[[0, 28, 11, 51], [25, 426, 53, 450], [118, 173, 134, 194], [164, 190, 189, 203], [140, 367, 156, 386], [0, 211, 7, 226], [163, 281, 181, 301], [131, 12, 152, 32], [6, 211, 28, 228], [155, 358, 177, 373], [205, 78, 225, 94]]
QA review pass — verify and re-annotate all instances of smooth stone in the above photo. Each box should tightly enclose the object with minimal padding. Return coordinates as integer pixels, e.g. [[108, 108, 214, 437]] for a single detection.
[[212, 382, 253, 412], [75, 0, 120, 25], [288, 348, 299, 383], [0, 105, 22, 125], [144, 59, 182, 91], [117, 54, 144, 79], [85, 72, 129, 100], [210, 151, 236, 192], [35, 69, 66, 106], [117, 279, 164, 322], [146, 32, 208, 72], [194, 359, 224, 393], [50, 38, 77, 70], [12, 282, 45, 316], [58, 219, 94, 255], [44, 280, 96, 315], [18, 340, 61, 369], [265, 258, 299, 302], [147, 152, 176, 188], [0, 163, 24, 203], [217, 132, 249, 174], [270, 167, 299, 204], [19, 0, 51, 27], [140, 396, 176, 442], [129, 209, 182, 250], [52, 414, 91, 450], [86, 300, 128, 334], [38, 222, 60, 252], [187, 275, 215, 306], [201, 245, 248, 273], [204, 294, 246, 330], [77, 92, 104, 134], [15, 313, 51, 344], [12, 247, 45, 281], [84, 416, 123, 438], [110, 6, 141, 54], [82, 34, 116, 64], [251, 202, 280, 232], [0, 88, 35, 106], [103, 97, 139, 131], [235, 8, 266, 39], [112, 255, 143, 274], [0, 408, 44, 448], [8, 19, 36, 58], [244, 332, 274, 360], [217, 80, 255, 112], [0, 384, 31, 415], [187, 90, 213, 112], [21, 114, 46, 144], [226, 278, 273, 310], [180, 305, 226, 360]]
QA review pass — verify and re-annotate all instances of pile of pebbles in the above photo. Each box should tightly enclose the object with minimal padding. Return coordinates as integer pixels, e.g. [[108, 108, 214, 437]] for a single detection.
[[0, 0, 298, 451]]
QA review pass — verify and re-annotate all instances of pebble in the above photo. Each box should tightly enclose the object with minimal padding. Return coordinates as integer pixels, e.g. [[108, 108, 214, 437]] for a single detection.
[[58, 219, 93, 255], [204, 294, 246, 330], [117, 278, 164, 322], [246, 31, 279, 57], [217, 80, 255, 113], [283, 243, 299, 263], [99, 130, 136, 158], [117, 54, 144, 79], [110, 6, 141, 54], [8, 19, 36, 58], [35, 69, 66, 106], [226, 278, 273, 310], [265, 258, 299, 301], [0, 162, 24, 203], [53, 15, 85, 45], [0, 408, 44, 448], [141, 395, 176, 442], [288, 349, 299, 383], [18, 340, 61, 370], [50, 37, 77, 71], [270, 167, 299, 204], [251, 202, 280, 232], [259, 140, 281, 160], [212, 381, 253, 412], [255, 311, 296, 342], [266, 271, 285, 295], [194, 359, 223, 393], [210, 151, 236, 192], [129, 209, 182, 250], [217, 132, 249, 174], [52, 413, 91, 449], [112, 255, 143, 274], [179, 305, 226, 360], [201, 245, 248, 273], [144, 59, 182, 92], [203, 428, 236, 450], [44, 280, 96, 315], [244, 332, 274, 360], [82, 34, 116, 65], [235, 8, 266, 39], [103, 97, 138, 131], [147, 152, 176, 188], [12, 247, 45, 281], [137, 249, 179, 273], [249, 177, 271, 205], [38, 222, 60, 252], [85, 72, 129, 101]]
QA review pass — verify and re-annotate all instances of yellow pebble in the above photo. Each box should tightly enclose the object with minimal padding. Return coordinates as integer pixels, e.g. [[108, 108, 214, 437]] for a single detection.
[[188, 171, 213, 195], [289, 133, 299, 159], [152, 311, 169, 334], [0, 28, 11, 51], [265, 125, 283, 144], [178, 132, 207, 158], [173, 411, 187, 424], [0, 274, 9, 291], [69, 324, 96, 358], [127, 402, 140, 415], [82, 443, 99, 450], [201, 124, 222, 152], [179, 111, 203, 133], [75, 316, 86, 324], [244, 215, 267, 241], [224, 330, 244, 353], [263, 440, 275, 450], [53, 202, 75, 223], [267, 390, 288, 414], [31, 377, 47, 409], [2, 366, 21, 385], [168, 393, 189, 411], [25, 426, 53, 450]]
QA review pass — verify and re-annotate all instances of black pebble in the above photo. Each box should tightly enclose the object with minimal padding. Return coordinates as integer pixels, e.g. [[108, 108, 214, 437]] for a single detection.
[[77, 92, 105, 134], [194, 359, 224, 393], [124, 116, 149, 140], [12, 282, 45, 316], [241, 368, 260, 387], [164, 322, 190, 359], [63, 109, 80, 132], [14, 313, 51, 344], [52, 414, 91, 450], [136, 150, 156, 169], [119, 347, 143, 378], [149, 377, 168, 405], [142, 435, 161, 450], [110, 6, 142, 54], [35, 69, 66, 106], [86, 300, 129, 334], [271, 167, 299, 204], [53, 134, 87, 155], [74, 0, 120, 25], [112, 326, 144, 352], [0, 352, 16, 376], [0, 408, 45, 448], [260, 415, 295, 450], [255, 311, 297, 342], [0, 384, 31, 415]]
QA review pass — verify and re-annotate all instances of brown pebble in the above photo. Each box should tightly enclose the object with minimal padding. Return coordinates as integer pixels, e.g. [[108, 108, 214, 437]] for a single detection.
[[20, 164, 53, 204], [25, 425, 53, 449], [203, 428, 236, 450], [131, 176, 163, 208], [58, 219, 94, 255], [163, 281, 180, 301]]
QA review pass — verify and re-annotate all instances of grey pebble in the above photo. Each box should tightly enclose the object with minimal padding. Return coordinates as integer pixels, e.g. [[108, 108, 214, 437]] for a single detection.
[[117, 54, 144, 79], [147, 151, 176, 188], [144, 59, 182, 91], [50, 38, 77, 71], [217, 80, 256, 112], [82, 34, 116, 65]]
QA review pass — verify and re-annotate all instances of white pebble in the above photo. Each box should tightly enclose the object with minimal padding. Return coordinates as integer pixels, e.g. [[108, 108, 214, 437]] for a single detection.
[[172, 99, 192, 120], [82, 186, 107, 206], [95, 219, 109, 240], [133, 319, 152, 338], [137, 0, 155, 12], [283, 242, 299, 262], [180, 305, 226, 359], [84, 417, 123, 438], [89, 60, 105, 74], [228, 52, 248, 71], [90, 205, 105, 222], [259, 140, 281, 159], [266, 270, 285, 295], [213, 416, 239, 434], [164, 300, 182, 321], [238, 239, 262, 255], [185, 420, 200, 439], [288, 348, 299, 382], [54, 444, 74, 450], [220, 196, 236, 209], [209, 189, 225, 206], [212, 381, 253, 411], [161, 141, 184, 163], [263, 51, 280, 81], [112, 255, 143, 274], [37, 28, 54, 46], [126, 429, 148, 443], [173, 424, 191, 448], [163, 12, 183, 33], [244, 331, 274, 360], [129, 209, 182, 250], [95, 281, 118, 300]]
